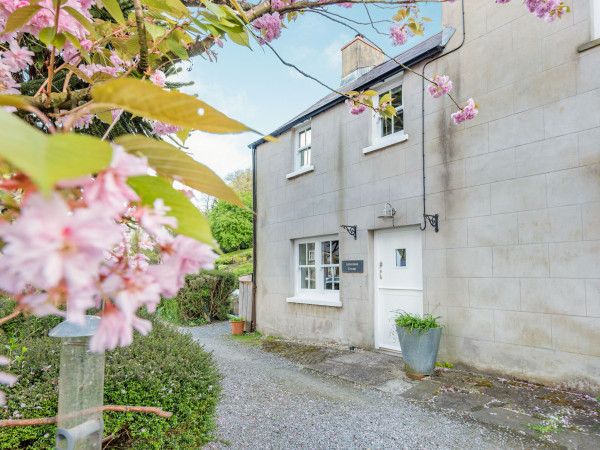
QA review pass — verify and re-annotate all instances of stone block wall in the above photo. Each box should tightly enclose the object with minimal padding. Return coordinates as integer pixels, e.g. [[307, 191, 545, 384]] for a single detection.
[[255, 0, 600, 391]]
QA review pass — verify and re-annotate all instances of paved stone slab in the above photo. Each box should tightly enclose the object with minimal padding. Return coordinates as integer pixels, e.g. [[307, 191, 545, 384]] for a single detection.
[[552, 430, 600, 449], [400, 382, 440, 401], [471, 408, 541, 430], [433, 392, 492, 412]]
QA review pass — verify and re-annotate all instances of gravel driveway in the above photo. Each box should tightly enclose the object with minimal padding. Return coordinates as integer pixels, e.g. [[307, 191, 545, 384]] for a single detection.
[[183, 322, 541, 449]]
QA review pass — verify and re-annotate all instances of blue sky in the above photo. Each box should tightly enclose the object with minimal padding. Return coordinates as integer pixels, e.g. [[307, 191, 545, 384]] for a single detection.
[[177, 3, 442, 178]]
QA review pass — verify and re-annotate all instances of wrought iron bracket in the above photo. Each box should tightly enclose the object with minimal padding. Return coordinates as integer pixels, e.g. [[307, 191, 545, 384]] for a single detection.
[[420, 214, 439, 233], [340, 225, 357, 240]]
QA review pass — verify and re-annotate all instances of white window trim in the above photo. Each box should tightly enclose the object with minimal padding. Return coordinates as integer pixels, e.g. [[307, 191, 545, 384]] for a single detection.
[[294, 122, 312, 171], [286, 164, 315, 179], [286, 235, 341, 307], [363, 74, 408, 154]]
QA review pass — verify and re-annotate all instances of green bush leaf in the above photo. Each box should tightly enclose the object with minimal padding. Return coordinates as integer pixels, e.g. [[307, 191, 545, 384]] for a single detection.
[[39, 27, 56, 46], [98, 0, 126, 26], [127, 175, 213, 245], [3, 4, 42, 34], [92, 78, 254, 134], [0, 110, 112, 193], [116, 135, 245, 208]]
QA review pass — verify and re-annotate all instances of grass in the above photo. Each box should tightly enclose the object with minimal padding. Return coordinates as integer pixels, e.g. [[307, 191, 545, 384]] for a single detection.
[[394, 311, 441, 333]]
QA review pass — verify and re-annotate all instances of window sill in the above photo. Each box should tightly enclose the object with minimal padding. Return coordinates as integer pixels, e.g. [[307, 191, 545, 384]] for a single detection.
[[578, 38, 600, 53], [286, 296, 342, 307], [286, 165, 315, 179], [362, 133, 409, 154]]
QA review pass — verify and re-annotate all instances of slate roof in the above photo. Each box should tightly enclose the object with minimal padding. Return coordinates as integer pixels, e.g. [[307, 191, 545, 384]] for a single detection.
[[250, 28, 455, 148]]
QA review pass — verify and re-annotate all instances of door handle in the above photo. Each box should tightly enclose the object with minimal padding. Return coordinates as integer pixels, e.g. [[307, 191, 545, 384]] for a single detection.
[[379, 261, 382, 279]]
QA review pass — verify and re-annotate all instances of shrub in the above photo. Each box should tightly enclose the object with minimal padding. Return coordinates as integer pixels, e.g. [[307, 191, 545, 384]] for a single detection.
[[232, 262, 253, 278], [0, 302, 222, 449], [394, 311, 441, 334], [162, 270, 236, 324]]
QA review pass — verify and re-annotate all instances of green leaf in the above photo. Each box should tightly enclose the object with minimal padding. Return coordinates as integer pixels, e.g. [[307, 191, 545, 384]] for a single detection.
[[39, 27, 56, 46], [380, 93, 392, 104], [0, 94, 32, 110], [92, 78, 254, 134], [407, 22, 423, 36], [229, 0, 250, 25], [63, 64, 93, 84], [145, 22, 166, 40], [0, 110, 112, 193], [98, 0, 126, 26], [3, 5, 42, 34], [116, 135, 245, 207], [63, 6, 97, 37], [127, 175, 214, 245], [166, 37, 188, 60], [51, 33, 66, 49], [227, 28, 250, 48], [363, 90, 377, 97]]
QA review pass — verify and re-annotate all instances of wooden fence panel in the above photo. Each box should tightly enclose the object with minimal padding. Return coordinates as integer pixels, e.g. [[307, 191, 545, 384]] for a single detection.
[[238, 275, 253, 333]]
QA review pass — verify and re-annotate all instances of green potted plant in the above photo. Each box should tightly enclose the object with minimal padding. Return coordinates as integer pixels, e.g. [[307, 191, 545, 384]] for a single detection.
[[229, 315, 245, 335], [394, 311, 443, 380]]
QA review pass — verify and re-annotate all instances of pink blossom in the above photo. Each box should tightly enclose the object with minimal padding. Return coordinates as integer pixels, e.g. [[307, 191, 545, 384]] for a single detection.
[[252, 12, 282, 44], [149, 235, 216, 298], [451, 98, 479, 124], [427, 74, 452, 99], [89, 303, 152, 353], [337, 3, 353, 8], [137, 198, 178, 244], [0, 65, 20, 94], [345, 99, 367, 115], [1, 40, 34, 72], [151, 121, 183, 136], [0, 193, 122, 296], [149, 69, 166, 87], [390, 25, 408, 46], [58, 109, 94, 129], [271, 0, 285, 10], [82, 145, 148, 215]]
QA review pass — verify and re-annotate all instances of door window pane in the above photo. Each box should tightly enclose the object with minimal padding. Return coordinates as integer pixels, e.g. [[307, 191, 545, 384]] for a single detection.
[[395, 248, 406, 267]]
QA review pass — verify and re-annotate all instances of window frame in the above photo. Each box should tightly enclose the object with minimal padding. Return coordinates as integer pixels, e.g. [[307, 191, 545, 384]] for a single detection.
[[295, 123, 312, 171], [287, 235, 342, 307], [363, 74, 409, 155]]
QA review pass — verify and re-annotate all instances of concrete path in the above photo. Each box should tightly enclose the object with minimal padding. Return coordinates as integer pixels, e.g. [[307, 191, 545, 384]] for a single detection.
[[183, 323, 554, 449]]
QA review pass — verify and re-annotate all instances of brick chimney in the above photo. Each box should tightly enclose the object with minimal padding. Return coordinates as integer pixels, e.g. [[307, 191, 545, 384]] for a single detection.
[[340, 35, 385, 86]]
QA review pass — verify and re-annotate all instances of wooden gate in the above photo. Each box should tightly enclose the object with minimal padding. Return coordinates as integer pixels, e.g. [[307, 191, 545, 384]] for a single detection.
[[238, 275, 253, 333]]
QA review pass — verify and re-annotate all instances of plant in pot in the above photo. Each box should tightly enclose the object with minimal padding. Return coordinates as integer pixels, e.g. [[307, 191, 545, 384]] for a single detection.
[[229, 315, 245, 335], [394, 311, 443, 380]]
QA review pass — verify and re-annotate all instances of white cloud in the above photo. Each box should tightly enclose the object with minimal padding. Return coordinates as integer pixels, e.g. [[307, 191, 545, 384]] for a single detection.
[[323, 33, 353, 69], [185, 131, 253, 179]]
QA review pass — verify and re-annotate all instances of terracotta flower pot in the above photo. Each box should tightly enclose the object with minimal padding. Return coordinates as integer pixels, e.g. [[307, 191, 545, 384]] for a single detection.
[[230, 320, 245, 335]]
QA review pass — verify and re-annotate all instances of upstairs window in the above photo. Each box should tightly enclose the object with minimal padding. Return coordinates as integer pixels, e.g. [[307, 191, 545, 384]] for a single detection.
[[380, 84, 403, 138], [594, 0, 600, 40], [296, 125, 312, 170]]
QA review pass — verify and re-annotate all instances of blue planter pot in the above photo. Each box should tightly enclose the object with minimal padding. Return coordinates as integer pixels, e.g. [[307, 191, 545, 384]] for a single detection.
[[396, 326, 442, 376]]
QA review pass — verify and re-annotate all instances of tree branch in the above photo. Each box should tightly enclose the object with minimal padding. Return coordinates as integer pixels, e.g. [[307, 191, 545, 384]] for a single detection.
[[0, 405, 173, 428], [133, 0, 150, 73], [0, 307, 21, 326]]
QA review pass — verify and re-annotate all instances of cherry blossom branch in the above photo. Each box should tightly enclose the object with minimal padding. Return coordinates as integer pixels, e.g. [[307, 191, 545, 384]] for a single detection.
[[46, 0, 64, 101], [0, 405, 174, 428], [0, 307, 21, 326], [132, 0, 150, 73]]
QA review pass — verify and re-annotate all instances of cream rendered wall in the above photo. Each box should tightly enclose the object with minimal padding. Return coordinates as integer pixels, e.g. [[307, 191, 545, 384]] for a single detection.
[[256, 0, 600, 391]]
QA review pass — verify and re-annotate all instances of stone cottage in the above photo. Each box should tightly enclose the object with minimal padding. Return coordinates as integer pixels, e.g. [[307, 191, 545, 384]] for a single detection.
[[249, 0, 600, 391]]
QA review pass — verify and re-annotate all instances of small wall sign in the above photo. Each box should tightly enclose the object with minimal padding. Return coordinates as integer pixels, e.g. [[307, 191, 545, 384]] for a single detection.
[[342, 260, 364, 273]]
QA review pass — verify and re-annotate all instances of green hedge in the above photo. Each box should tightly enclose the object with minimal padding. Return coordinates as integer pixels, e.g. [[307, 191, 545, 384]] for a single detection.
[[0, 301, 222, 449], [159, 270, 236, 325]]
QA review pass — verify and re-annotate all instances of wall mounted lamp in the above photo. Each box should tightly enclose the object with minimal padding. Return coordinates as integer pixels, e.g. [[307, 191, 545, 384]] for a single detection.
[[377, 202, 396, 219]]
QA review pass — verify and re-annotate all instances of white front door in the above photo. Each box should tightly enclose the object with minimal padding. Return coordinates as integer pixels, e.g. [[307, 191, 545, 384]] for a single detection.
[[374, 227, 423, 351]]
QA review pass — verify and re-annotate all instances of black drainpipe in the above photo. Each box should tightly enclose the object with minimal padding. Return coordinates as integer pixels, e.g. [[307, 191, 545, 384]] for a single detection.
[[420, 0, 466, 233], [251, 144, 257, 332]]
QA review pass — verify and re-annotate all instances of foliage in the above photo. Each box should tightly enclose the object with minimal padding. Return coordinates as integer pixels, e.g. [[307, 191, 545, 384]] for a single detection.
[[0, 301, 222, 449], [159, 270, 236, 324], [436, 361, 453, 369], [207, 190, 253, 252], [225, 168, 252, 193], [231, 262, 253, 278], [215, 248, 252, 266], [228, 315, 244, 322], [394, 311, 441, 334]]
